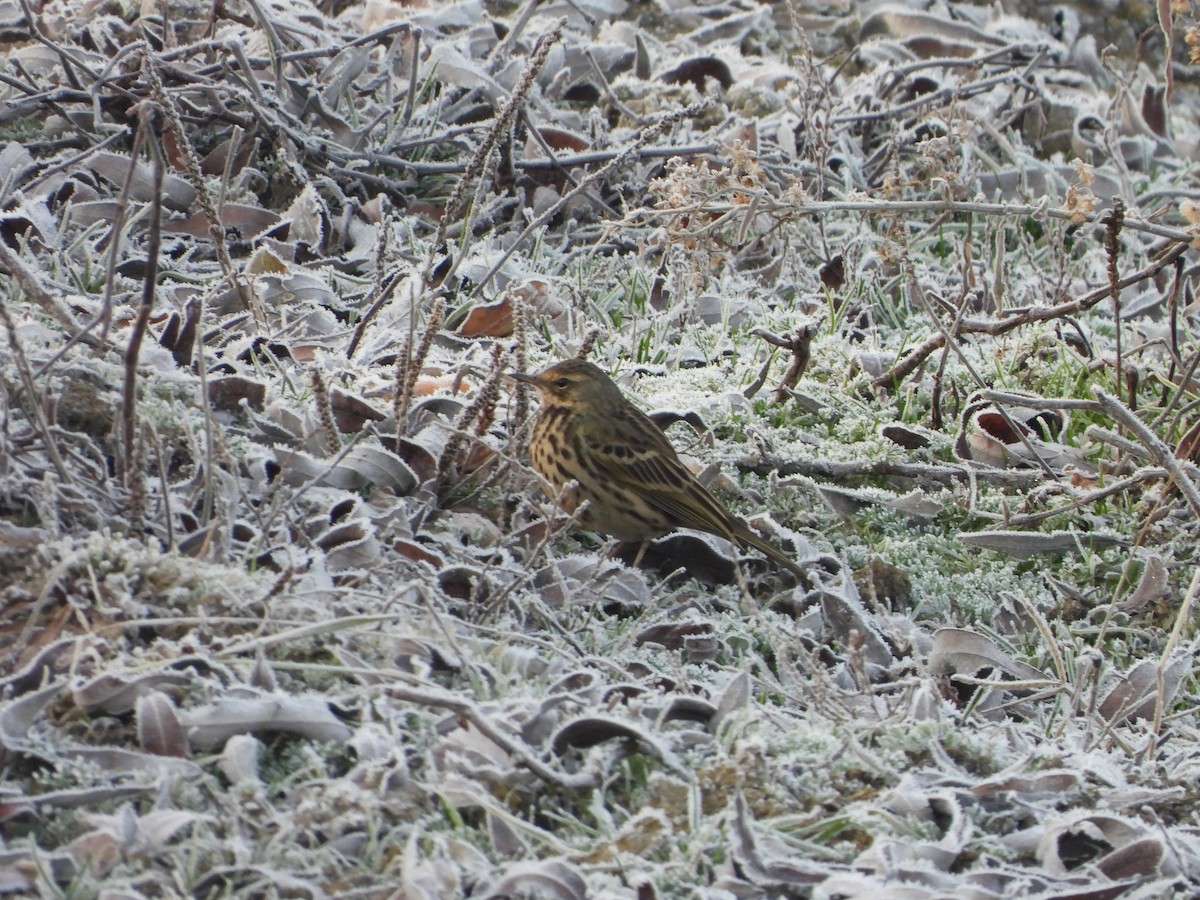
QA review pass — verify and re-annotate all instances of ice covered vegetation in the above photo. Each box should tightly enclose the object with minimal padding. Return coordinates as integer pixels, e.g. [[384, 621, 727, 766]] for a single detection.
[[4, 0, 1200, 895]]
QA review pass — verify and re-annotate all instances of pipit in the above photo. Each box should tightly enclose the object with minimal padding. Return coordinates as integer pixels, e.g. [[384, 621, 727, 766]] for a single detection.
[[512, 358, 806, 580]]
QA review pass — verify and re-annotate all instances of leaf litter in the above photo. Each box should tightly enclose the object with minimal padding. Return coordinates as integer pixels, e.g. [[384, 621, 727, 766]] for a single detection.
[[2, 0, 1200, 896]]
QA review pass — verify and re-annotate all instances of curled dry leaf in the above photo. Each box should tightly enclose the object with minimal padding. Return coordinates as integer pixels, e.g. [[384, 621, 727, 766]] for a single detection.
[[457, 296, 515, 338], [0, 683, 67, 750], [535, 127, 590, 153], [1098, 655, 1191, 724], [162, 204, 282, 239], [929, 629, 1048, 718], [818, 585, 896, 671], [658, 695, 716, 726], [68, 807, 201, 875], [957, 530, 1124, 560], [83, 152, 197, 210], [274, 444, 418, 494], [711, 670, 750, 733], [929, 628, 1046, 682], [729, 793, 833, 889], [488, 809, 529, 860], [207, 375, 268, 412], [330, 387, 388, 432], [550, 715, 662, 757], [881, 423, 934, 450], [180, 692, 354, 751], [1116, 554, 1170, 612], [634, 621, 715, 651], [413, 373, 473, 396], [480, 859, 588, 900], [616, 533, 739, 585], [660, 56, 734, 90], [972, 770, 1081, 798], [73, 670, 192, 715], [533, 555, 650, 610], [219, 734, 263, 786], [135, 691, 189, 758], [1036, 811, 1146, 877], [316, 518, 381, 570]]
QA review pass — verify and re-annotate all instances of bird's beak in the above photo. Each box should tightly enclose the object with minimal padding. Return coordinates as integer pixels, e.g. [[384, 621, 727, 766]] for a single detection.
[[507, 371, 538, 385]]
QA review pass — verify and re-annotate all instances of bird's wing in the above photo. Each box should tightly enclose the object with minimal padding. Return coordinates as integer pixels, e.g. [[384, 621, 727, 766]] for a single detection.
[[587, 413, 739, 541]]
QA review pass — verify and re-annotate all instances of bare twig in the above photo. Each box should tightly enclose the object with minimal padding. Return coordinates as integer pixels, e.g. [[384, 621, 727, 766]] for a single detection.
[[120, 99, 167, 527], [1147, 565, 1199, 759], [1104, 201, 1126, 401], [873, 239, 1190, 390], [0, 297, 69, 482], [740, 454, 1046, 488], [1093, 389, 1200, 520], [142, 44, 260, 321], [469, 100, 712, 300]]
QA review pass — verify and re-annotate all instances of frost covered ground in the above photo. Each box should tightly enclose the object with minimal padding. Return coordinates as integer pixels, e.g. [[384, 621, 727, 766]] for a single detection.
[[3, 0, 1200, 896]]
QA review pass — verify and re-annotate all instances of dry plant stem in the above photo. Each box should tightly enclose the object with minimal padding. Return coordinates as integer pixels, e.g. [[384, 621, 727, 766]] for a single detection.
[[286, 429, 369, 511], [990, 469, 1166, 530], [576, 326, 601, 360], [395, 22, 564, 424], [142, 47, 259, 321], [427, 19, 565, 282], [347, 271, 403, 360], [837, 65, 1041, 129], [1093, 389, 1200, 519], [486, 0, 544, 69], [584, 48, 645, 126], [691, 196, 1197, 252], [1105, 202, 1125, 400], [226, 39, 271, 108], [241, 0, 287, 93], [149, 428, 175, 551], [399, 27, 421, 131], [509, 293, 530, 440], [979, 391, 1103, 412], [386, 683, 598, 789], [743, 455, 1045, 488], [310, 367, 340, 457], [97, 120, 153, 343], [1152, 316, 1200, 433], [0, 240, 90, 347], [121, 102, 166, 530], [23, 131, 126, 196], [395, 295, 444, 427], [437, 345, 504, 482], [16, 0, 108, 87], [1085, 424, 1153, 461], [470, 100, 710, 300], [193, 291, 218, 527], [520, 108, 616, 216], [371, 143, 718, 178], [1148, 566, 1199, 759], [752, 326, 815, 401], [0, 298, 69, 482], [392, 337, 411, 437], [874, 239, 1191, 390], [1169, 255, 1183, 362]]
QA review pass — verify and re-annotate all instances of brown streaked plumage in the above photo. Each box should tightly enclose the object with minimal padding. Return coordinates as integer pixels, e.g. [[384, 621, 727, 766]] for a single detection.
[[512, 358, 806, 580]]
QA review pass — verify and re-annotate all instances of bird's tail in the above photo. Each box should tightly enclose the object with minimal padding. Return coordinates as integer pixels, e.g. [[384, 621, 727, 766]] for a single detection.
[[735, 525, 810, 585]]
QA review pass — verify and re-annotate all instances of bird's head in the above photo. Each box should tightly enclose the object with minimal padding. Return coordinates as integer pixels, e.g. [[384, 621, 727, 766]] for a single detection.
[[510, 358, 623, 409]]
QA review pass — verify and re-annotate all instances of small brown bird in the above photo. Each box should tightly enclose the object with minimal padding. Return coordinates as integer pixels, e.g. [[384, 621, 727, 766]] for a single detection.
[[512, 358, 806, 580]]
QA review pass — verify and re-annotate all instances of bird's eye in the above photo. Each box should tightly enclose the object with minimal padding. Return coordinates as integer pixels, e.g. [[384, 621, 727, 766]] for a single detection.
[[555, 377, 570, 388]]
